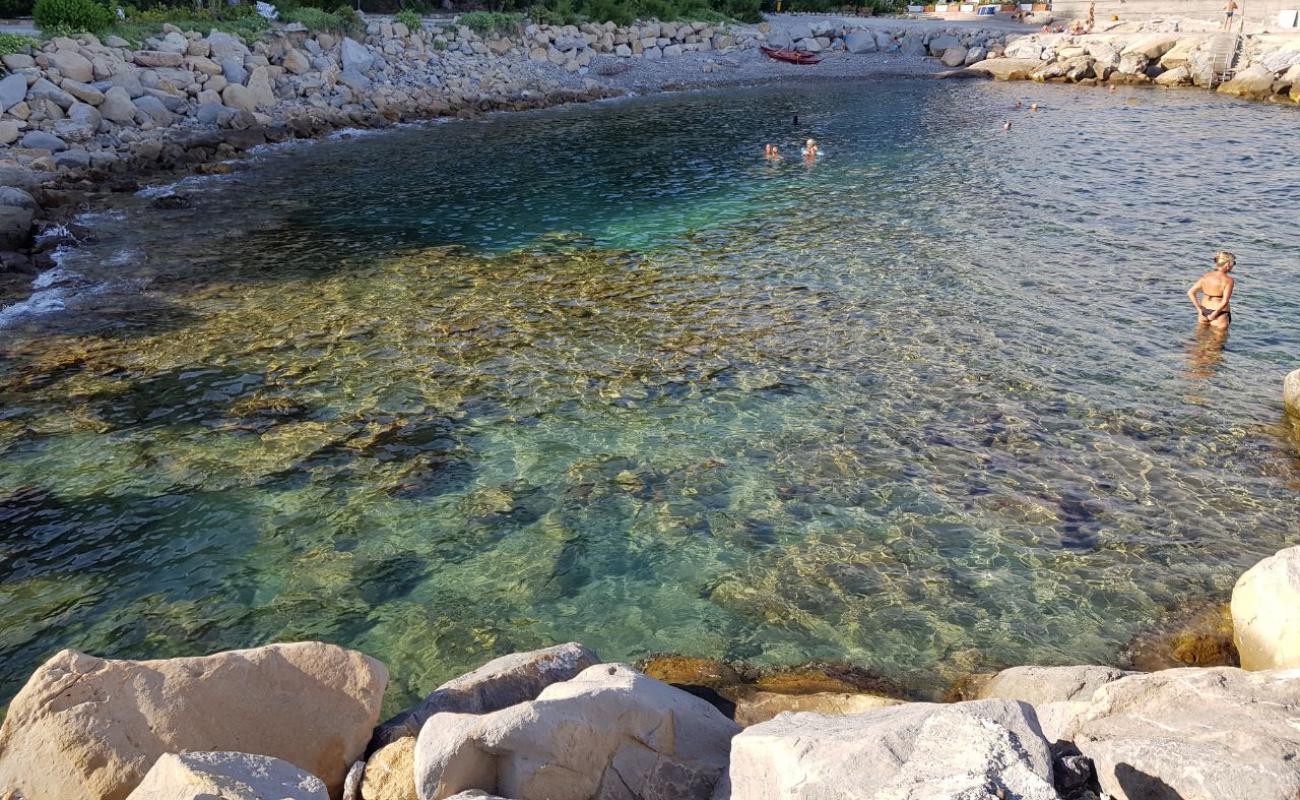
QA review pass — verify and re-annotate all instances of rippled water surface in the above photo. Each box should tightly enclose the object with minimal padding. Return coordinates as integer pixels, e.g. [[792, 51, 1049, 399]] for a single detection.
[[2, 80, 1298, 713]]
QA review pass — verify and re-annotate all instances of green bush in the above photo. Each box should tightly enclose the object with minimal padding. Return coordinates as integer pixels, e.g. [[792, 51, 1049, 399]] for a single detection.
[[393, 7, 420, 28], [0, 32, 37, 56], [33, 0, 113, 33], [458, 10, 523, 34]]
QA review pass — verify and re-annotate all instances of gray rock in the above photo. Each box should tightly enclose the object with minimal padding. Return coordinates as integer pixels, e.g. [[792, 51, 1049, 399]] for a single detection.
[[928, 34, 960, 57], [155, 31, 188, 55], [0, 120, 20, 145], [196, 101, 224, 125], [60, 79, 104, 106], [2, 53, 34, 71], [1069, 667, 1300, 800], [941, 44, 968, 67], [0, 73, 28, 111], [27, 78, 75, 110], [133, 94, 176, 126], [372, 642, 599, 749], [133, 50, 184, 68], [124, 751, 328, 800], [52, 149, 92, 169], [99, 86, 137, 124], [67, 101, 101, 129], [340, 759, 363, 800], [342, 37, 374, 72], [282, 48, 310, 75], [47, 49, 93, 82], [143, 88, 187, 113], [104, 35, 131, 48], [0, 186, 38, 210], [221, 58, 249, 86], [726, 699, 1055, 800], [844, 30, 877, 54], [207, 30, 250, 62], [19, 130, 67, 152], [414, 663, 737, 800], [901, 32, 927, 58]]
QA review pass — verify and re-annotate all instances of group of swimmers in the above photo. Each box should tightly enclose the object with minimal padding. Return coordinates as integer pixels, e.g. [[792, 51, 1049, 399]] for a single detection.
[[764, 139, 822, 162]]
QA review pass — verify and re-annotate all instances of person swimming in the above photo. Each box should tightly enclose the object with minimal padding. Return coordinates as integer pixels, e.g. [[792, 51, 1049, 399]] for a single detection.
[[1030, 102, 1039, 112], [1187, 250, 1236, 330], [1003, 120, 1012, 131], [801, 138, 822, 159], [764, 143, 782, 160], [1015, 100, 1023, 109]]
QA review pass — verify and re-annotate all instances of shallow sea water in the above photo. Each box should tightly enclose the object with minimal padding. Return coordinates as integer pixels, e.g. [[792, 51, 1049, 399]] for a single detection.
[[1, 79, 1298, 713]]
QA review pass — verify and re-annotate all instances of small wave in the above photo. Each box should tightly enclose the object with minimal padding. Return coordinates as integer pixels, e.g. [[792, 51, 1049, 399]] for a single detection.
[[0, 264, 86, 328]]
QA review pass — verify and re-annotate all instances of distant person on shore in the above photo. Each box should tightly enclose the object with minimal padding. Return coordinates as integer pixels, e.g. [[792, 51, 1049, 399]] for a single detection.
[[1188, 251, 1236, 330], [802, 138, 821, 161], [1223, 0, 1238, 28], [764, 144, 782, 160], [1087, 1, 1096, 30]]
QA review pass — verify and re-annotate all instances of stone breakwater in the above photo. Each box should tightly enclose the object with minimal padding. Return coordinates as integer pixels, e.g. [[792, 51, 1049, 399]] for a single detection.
[[3, 546, 1300, 800], [958, 26, 1300, 103]]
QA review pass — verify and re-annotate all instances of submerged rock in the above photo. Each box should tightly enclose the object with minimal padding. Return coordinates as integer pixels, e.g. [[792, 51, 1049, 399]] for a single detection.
[[370, 641, 599, 749], [124, 752, 328, 800], [1232, 546, 1300, 670], [0, 642, 388, 800], [725, 699, 1056, 800], [413, 663, 738, 800]]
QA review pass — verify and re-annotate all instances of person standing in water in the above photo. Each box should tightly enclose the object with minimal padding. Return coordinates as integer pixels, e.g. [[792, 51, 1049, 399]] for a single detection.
[[1187, 251, 1236, 330], [802, 139, 821, 161]]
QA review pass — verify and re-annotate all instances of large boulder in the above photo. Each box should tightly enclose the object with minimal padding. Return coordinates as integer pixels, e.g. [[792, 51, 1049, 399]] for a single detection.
[[0, 72, 27, 111], [1219, 64, 1277, 99], [844, 30, 877, 54], [1121, 33, 1178, 60], [100, 86, 138, 124], [124, 752, 328, 800], [976, 665, 1134, 742], [371, 642, 599, 748], [1233, 547, 1300, 670], [246, 65, 277, 109], [725, 699, 1055, 800], [342, 37, 374, 72], [361, 738, 417, 800], [928, 34, 960, 57], [966, 58, 1044, 80], [1004, 37, 1044, 60], [413, 663, 738, 800], [941, 45, 969, 67], [1066, 667, 1300, 800], [208, 30, 251, 62], [1286, 369, 1300, 418], [47, 48, 94, 82], [0, 643, 388, 800]]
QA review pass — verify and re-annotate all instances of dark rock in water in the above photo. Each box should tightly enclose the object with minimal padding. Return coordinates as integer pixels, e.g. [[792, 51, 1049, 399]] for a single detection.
[[149, 194, 192, 210]]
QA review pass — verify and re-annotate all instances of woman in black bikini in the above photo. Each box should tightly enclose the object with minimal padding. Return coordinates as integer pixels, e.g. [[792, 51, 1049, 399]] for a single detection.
[[1187, 251, 1235, 330]]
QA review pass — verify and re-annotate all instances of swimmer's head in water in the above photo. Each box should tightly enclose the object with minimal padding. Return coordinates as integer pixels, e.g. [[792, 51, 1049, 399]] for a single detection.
[[806, 139, 817, 149], [1214, 251, 1236, 272]]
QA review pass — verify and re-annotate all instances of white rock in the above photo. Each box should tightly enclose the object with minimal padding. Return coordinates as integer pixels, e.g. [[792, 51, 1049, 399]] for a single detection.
[[125, 752, 328, 800], [414, 663, 738, 800], [373, 642, 599, 748], [725, 699, 1054, 800], [1233, 546, 1300, 670], [976, 664, 1134, 742], [1068, 667, 1300, 800], [1286, 369, 1300, 418]]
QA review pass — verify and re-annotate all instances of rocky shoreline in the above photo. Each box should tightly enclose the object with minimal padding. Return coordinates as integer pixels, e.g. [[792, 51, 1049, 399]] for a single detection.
[[2, 545, 1300, 800], [957, 23, 1300, 102]]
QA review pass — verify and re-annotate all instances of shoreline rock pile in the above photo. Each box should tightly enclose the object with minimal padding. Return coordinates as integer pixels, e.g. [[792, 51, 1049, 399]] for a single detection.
[[959, 26, 1300, 102], [2, 545, 1300, 800]]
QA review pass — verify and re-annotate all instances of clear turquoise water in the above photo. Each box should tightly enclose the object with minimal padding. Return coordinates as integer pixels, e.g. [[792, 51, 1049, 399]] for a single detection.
[[1, 79, 1298, 714]]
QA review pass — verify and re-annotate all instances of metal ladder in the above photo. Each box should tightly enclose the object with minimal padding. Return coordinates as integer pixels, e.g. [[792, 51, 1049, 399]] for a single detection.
[[1207, 6, 1247, 86]]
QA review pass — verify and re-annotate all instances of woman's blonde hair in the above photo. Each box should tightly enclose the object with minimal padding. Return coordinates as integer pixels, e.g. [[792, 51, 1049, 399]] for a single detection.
[[1214, 251, 1236, 269]]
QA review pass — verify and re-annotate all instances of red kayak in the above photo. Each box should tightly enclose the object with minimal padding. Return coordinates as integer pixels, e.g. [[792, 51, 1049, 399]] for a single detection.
[[760, 46, 822, 65]]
